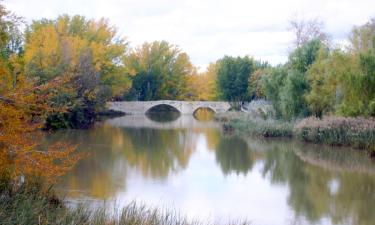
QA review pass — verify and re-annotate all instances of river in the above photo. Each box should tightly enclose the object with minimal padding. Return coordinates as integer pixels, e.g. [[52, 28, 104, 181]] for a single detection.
[[44, 113, 375, 225]]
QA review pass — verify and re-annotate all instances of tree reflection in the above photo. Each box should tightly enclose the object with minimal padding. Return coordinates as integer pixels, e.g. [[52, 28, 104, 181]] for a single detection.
[[215, 136, 255, 175], [259, 140, 375, 225], [43, 126, 129, 199], [120, 127, 196, 179], [43, 120, 375, 225]]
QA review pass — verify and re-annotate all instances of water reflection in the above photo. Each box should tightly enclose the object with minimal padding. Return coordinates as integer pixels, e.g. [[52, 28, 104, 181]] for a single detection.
[[146, 111, 180, 123], [193, 108, 215, 121], [215, 136, 254, 176], [46, 114, 375, 225]]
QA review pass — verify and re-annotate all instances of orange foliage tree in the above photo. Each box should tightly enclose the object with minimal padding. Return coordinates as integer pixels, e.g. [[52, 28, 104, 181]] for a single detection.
[[0, 70, 81, 180]]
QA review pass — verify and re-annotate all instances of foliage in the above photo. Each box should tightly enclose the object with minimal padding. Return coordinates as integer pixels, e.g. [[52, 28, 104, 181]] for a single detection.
[[0, 3, 81, 180], [0, 3, 23, 57], [23, 15, 130, 128], [289, 39, 323, 73], [247, 69, 266, 99], [216, 56, 256, 102], [0, 72, 81, 179], [279, 69, 310, 119], [186, 63, 218, 100], [306, 40, 375, 117], [124, 41, 195, 100], [261, 39, 323, 119]]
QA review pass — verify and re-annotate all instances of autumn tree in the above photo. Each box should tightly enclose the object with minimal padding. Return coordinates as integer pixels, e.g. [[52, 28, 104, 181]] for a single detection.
[[24, 15, 130, 128], [186, 63, 218, 100], [306, 19, 375, 117], [124, 41, 195, 100], [0, 4, 80, 181]]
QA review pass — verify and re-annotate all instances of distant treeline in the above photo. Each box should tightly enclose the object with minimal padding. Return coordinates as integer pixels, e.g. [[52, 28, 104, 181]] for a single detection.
[[1, 2, 374, 131]]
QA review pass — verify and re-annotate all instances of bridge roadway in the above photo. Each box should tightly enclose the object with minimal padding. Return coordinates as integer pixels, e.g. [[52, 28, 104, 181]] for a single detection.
[[106, 100, 231, 115]]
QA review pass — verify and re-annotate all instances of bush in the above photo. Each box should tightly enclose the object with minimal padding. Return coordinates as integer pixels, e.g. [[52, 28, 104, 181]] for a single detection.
[[294, 116, 375, 150]]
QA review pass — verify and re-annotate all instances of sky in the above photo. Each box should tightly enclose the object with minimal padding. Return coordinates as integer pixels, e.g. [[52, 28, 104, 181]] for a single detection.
[[5, 0, 375, 71]]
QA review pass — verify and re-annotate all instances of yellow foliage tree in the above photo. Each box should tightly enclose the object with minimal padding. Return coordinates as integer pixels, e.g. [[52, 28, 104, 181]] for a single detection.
[[0, 59, 81, 180], [24, 15, 130, 97], [186, 63, 218, 100]]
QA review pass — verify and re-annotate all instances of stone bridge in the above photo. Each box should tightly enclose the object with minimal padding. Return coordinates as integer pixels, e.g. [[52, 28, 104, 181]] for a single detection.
[[106, 100, 232, 114]]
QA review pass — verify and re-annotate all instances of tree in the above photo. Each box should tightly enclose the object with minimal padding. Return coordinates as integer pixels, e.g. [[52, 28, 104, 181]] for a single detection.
[[305, 18, 375, 118], [305, 48, 334, 117], [248, 68, 268, 100], [24, 15, 130, 97], [186, 63, 218, 100], [0, 74, 81, 180], [279, 70, 310, 119], [349, 18, 375, 53], [261, 66, 288, 117], [124, 41, 195, 100], [289, 39, 324, 73], [289, 17, 329, 48], [24, 15, 130, 128], [216, 56, 255, 102], [0, 4, 23, 57]]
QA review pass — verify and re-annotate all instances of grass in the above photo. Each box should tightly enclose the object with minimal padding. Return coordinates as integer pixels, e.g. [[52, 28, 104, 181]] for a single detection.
[[0, 178, 251, 225], [215, 112, 294, 138], [215, 112, 375, 154], [294, 116, 375, 151]]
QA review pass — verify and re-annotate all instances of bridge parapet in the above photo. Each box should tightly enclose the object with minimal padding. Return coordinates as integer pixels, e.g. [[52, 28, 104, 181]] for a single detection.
[[106, 100, 231, 115]]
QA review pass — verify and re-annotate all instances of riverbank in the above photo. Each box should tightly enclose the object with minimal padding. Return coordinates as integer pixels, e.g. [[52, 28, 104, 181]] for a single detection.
[[215, 112, 375, 156], [0, 179, 250, 225]]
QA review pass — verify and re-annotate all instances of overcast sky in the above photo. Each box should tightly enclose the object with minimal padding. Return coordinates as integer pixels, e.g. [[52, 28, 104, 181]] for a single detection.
[[6, 0, 375, 70]]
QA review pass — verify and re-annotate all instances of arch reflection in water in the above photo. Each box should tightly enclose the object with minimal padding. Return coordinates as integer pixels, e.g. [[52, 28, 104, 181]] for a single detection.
[[47, 115, 375, 225], [193, 107, 215, 121], [146, 104, 181, 123]]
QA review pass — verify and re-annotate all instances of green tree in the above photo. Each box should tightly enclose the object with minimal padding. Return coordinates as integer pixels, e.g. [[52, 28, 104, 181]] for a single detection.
[[216, 56, 255, 102], [261, 66, 288, 117], [125, 41, 195, 100]]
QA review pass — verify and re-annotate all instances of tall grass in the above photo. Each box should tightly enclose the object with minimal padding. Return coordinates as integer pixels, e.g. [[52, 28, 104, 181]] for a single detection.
[[215, 113, 375, 153], [294, 116, 375, 151], [215, 112, 294, 138], [0, 178, 251, 225]]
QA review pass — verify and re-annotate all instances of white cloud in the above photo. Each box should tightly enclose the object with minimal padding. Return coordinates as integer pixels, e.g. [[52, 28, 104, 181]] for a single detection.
[[5, 0, 375, 70]]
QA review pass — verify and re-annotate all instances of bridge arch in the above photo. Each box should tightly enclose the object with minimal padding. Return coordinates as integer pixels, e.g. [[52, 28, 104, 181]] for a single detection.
[[145, 103, 181, 114], [192, 106, 217, 114]]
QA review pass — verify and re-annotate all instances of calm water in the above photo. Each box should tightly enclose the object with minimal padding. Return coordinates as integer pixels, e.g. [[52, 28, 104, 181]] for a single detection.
[[46, 114, 375, 225]]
